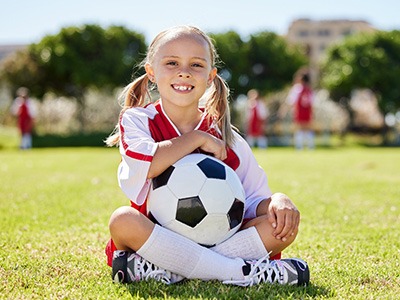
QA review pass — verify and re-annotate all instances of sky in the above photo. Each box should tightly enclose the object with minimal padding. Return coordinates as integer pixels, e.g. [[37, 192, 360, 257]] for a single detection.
[[1, 0, 400, 45]]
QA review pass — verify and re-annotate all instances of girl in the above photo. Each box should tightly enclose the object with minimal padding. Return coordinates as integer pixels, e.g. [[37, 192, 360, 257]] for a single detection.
[[286, 71, 315, 150], [106, 25, 309, 287], [10, 87, 36, 149], [245, 89, 269, 148]]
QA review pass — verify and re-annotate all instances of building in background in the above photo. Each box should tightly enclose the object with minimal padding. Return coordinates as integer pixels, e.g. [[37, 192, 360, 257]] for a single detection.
[[286, 19, 376, 82], [0, 44, 26, 62]]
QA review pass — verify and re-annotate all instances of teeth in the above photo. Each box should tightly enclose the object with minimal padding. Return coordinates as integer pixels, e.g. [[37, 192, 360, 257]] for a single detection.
[[174, 85, 192, 91]]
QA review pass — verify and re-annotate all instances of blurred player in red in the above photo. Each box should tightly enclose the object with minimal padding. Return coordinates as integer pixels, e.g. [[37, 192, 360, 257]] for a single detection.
[[10, 87, 36, 149], [286, 72, 315, 150], [245, 89, 268, 148]]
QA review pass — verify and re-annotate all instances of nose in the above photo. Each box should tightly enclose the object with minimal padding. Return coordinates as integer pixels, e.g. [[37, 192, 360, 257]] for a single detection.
[[178, 66, 191, 78]]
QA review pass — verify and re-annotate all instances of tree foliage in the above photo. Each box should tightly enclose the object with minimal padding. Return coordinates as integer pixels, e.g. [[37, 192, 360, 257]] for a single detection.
[[244, 32, 307, 95], [1, 25, 308, 131], [1, 24, 146, 130], [320, 30, 400, 115], [211, 31, 307, 97], [210, 31, 247, 95], [20, 24, 145, 98], [1, 49, 43, 96], [2, 25, 307, 101]]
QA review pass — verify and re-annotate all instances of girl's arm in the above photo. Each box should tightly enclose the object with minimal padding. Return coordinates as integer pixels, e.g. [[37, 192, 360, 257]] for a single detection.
[[147, 130, 227, 179]]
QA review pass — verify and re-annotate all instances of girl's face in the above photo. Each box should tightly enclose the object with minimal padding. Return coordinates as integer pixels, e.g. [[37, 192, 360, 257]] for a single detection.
[[145, 34, 217, 112]]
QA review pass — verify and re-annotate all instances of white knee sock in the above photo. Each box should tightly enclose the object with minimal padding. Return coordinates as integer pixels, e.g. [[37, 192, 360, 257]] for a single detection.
[[21, 133, 32, 149], [294, 130, 304, 149], [305, 130, 315, 149], [137, 225, 246, 281], [211, 226, 268, 260]]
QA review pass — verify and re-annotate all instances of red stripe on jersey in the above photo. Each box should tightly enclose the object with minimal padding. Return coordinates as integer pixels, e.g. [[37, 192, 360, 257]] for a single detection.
[[119, 111, 153, 162], [125, 149, 153, 162]]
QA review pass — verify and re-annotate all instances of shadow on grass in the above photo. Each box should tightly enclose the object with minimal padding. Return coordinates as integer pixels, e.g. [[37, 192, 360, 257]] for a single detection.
[[122, 280, 333, 300]]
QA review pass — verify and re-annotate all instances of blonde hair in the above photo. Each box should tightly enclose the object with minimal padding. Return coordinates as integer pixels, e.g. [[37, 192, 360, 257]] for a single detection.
[[17, 87, 29, 97], [106, 25, 234, 147]]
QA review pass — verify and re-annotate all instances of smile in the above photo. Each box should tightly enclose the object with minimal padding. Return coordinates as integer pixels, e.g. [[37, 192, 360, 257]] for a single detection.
[[172, 84, 194, 91]]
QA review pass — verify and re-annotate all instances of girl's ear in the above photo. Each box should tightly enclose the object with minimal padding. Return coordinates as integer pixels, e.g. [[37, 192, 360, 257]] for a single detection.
[[145, 63, 156, 82], [207, 67, 217, 86]]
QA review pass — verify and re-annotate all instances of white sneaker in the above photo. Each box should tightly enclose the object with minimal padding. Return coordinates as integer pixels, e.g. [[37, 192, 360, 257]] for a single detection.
[[112, 250, 185, 285], [223, 255, 310, 287]]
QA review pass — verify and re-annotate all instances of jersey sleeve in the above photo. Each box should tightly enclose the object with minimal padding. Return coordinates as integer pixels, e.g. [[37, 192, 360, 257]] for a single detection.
[[10, 97, 22, 115], [117, 107, 158, 206], [257, 101, 269, 120], [232, 131, 272, 219], [27, 99, 37, 118], [286, 83, 302, 105]]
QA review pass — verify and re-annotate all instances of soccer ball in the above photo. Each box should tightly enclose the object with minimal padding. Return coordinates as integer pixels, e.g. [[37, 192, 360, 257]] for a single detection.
[[147, 153, 245, 247]]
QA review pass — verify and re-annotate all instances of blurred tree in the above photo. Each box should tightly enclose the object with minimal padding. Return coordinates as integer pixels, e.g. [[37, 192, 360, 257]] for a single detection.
[[1, 24, 146, 131], [1, 26, 309, 132], [0, 50, 42, 96], [211, 31, 307, 98], [320, 30, 400, 130], [243, 31, 308, 95], [210, 31, 247, 96]]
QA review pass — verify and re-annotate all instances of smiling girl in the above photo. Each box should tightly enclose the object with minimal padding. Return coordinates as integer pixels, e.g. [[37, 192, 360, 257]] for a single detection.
[[105, 25, 309, 287]]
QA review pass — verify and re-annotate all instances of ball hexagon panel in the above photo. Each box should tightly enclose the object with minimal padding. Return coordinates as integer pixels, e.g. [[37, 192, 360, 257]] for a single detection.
[[176, 153, 205, 165], [198, 179, 235, 214], [225, 168, 246, 201], [194, 214, 231, 246], [218, 222, 241, 243], [166, 213, 230, 246], [167, 165, 207, 199], [147, 184, 179, 225]]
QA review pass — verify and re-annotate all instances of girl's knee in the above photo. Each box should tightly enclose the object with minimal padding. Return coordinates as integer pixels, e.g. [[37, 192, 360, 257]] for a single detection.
[[108, 206, 154, 251], [256, 215, 298, 240], [109, 206, 137, 230]]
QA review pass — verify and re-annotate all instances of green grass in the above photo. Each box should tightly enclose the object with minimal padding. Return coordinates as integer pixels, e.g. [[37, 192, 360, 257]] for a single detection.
[[0, 126, 19, 150], [0, 147, 399, 299]]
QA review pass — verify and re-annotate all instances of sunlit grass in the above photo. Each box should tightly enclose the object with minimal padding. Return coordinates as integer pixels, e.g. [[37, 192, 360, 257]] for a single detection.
[[0, 147, 399, 299], [0, 126, 19, 149]]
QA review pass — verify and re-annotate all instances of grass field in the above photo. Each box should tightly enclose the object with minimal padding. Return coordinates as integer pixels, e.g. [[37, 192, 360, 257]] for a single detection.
[[0, 146, 399, 299]]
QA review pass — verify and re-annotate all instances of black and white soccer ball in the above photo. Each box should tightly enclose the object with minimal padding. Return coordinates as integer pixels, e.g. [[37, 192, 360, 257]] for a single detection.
[[147, 153, 245, 247]]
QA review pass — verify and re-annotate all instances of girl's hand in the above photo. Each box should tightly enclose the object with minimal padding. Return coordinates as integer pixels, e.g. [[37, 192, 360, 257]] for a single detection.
[[197, 131, 227, 161], [267, 193, 300, 242]]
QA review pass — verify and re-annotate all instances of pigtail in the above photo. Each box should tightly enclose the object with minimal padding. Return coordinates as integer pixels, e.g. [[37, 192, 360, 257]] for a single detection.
[[105, 74, 151, 147], [122, 74, 152, 108], [205, 74, 235, 148]]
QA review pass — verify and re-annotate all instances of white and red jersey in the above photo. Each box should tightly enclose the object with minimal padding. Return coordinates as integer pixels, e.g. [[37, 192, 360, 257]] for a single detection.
[[11, 97, 37, 134], [247, 99, 268, 137], [287, 83, 314, 124], [117, 100, 272, 220]]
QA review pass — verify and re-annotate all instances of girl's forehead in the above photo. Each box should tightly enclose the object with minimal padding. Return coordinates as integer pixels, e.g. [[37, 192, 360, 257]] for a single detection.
[[153, 33, 211, 58], [159, 33, 208, 49]]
